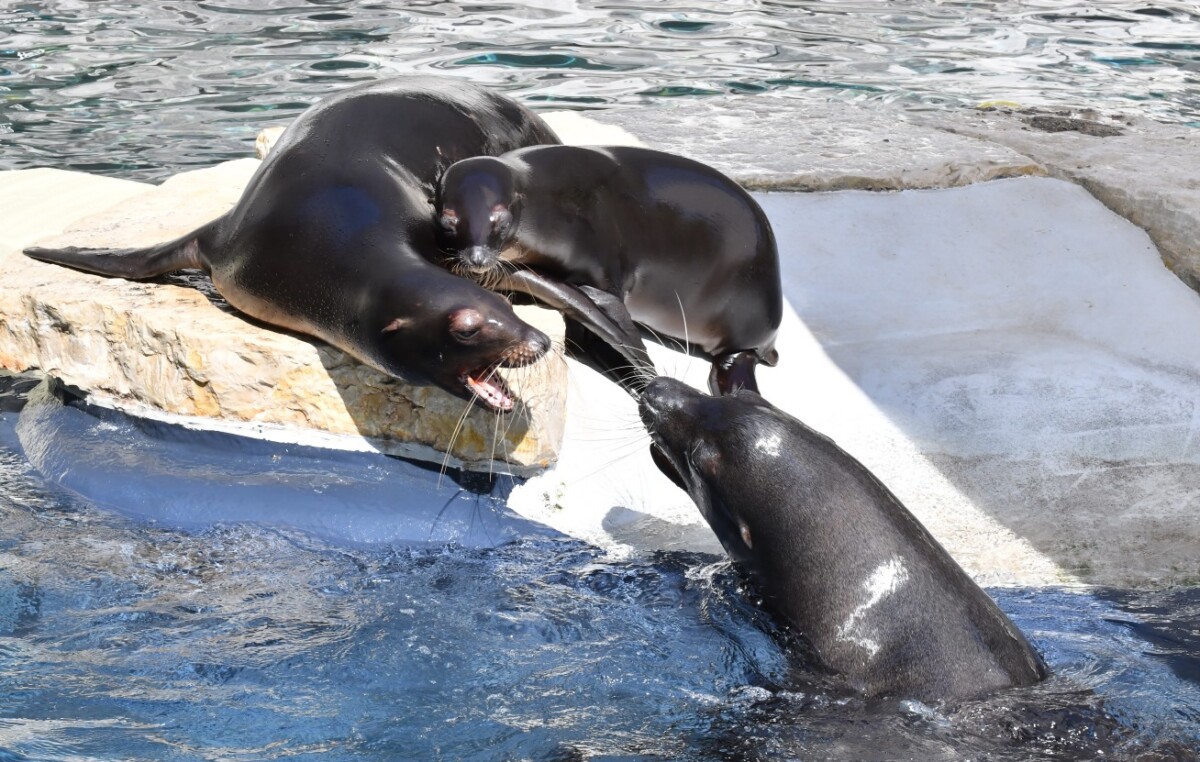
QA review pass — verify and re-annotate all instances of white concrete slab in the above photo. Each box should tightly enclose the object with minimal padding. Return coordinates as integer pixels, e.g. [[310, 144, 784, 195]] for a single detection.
[[511, 176, 1200, 589]]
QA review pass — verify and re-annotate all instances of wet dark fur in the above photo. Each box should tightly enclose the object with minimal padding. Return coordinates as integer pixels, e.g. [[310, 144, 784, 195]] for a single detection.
[[639, 377, 1048, 703], [25, 76, 562, 409], [436, 145, 783, 395]]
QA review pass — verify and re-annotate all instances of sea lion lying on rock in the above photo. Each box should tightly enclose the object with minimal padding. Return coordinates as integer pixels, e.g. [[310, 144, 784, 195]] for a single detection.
[[435, 145, 782, 395], [26, 76, 562, 412]]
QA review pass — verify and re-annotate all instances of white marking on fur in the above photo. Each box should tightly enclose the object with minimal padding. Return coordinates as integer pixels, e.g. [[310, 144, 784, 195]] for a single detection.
[[754, 432, 782, 457], [836, 557, 909, 660]]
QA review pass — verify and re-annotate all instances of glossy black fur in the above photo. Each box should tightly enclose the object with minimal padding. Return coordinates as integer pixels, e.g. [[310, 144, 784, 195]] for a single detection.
[[25, 77, 561, 408], [436, 145, 783, 395], [640, 377, 1048, 703]]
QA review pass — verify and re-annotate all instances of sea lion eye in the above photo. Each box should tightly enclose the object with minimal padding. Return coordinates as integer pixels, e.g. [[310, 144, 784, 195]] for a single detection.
[[449, 309, 484, 342], [489, 204, 512, 230]]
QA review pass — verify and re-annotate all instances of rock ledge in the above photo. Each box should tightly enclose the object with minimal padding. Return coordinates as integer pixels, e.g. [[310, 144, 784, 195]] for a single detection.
[[0, 163, 566, 476]]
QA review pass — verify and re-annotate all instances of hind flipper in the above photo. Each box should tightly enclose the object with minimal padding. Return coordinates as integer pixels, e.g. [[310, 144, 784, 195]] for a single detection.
[[24, 227, 209, 280]]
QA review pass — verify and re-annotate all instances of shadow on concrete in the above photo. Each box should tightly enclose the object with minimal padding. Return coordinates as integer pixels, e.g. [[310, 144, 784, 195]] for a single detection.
[[750, 177, 1200, 587]]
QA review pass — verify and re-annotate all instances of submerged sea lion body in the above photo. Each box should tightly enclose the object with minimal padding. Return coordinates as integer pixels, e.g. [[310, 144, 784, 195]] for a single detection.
[[436, 145, 783, 395], [25, 77, 562, 411], [639, 377, 1048, 703]]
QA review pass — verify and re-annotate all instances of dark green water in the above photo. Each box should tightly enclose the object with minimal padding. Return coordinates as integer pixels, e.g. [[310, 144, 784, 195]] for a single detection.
[[2, 0, 1198, 181]]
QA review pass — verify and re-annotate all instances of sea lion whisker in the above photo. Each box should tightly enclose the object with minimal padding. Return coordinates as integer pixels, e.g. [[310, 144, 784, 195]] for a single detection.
[[441, 394, 480, 487], [674, 290, 690, 352], [429, 487, 466, 543], [559, 441, 652, 488], [570, 431, 649, 448], [488, 402, 502, 480]]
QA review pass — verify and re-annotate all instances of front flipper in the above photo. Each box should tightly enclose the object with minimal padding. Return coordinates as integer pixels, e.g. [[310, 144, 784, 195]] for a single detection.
[[650, 443, 687, 491], [709, 351, 761, 396], [577, 285, 645, 344], [24, 225, 212, 280], [497, 269, 657, 393]]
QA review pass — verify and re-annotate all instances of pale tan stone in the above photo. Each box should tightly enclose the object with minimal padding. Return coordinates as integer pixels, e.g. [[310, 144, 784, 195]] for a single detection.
[[545, 98, 1045, 192], [255, 126, 286, 159], [1, 165, 567, 475]]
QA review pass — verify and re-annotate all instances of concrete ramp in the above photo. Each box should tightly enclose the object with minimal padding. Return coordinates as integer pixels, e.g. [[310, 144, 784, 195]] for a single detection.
[[513, 177, 1200, 589]]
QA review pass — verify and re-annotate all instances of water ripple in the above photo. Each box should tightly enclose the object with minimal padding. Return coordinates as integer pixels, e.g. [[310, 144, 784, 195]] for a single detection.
[[2, 0, 1198, 180]]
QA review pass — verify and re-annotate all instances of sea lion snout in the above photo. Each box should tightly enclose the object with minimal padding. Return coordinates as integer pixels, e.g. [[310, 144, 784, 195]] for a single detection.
[[464, 245, 497, 271], [503, 328, 550, 367], [639, 377, 691, 424], [437, 156, 520, 272], [639, 377, 711, 441]]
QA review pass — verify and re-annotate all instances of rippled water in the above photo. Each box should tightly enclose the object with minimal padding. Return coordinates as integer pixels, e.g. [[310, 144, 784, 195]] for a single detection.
[[2, 0, 1198, 180], [2, 375, 1200, 759], [4, 3, 1200, 758]]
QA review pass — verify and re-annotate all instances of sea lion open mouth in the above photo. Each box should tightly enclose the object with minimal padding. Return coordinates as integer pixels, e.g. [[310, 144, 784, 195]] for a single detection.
[[462, 365, 515, 412]]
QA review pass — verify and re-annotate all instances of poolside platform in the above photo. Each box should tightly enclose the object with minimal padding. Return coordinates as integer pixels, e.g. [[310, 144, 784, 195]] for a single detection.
[[2, 97, 1198, 588]]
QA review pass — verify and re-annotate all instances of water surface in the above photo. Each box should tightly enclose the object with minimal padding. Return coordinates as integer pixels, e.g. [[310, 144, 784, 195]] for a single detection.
[[1, 374, 1198, 760], [2, 0, 1198, 180]]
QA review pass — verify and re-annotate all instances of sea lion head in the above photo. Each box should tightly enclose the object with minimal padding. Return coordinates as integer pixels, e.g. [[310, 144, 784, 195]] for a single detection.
[[638, 376, 794, 571], [436, 156, 521, 275], [373, 273, 549, 412]]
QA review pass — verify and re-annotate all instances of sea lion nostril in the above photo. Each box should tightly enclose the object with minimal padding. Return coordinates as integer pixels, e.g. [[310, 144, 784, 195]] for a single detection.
[[466, 245, 493, 269]]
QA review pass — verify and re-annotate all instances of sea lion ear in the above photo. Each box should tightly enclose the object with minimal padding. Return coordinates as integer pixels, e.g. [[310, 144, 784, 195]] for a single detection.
[[382, 317, 413, 334]]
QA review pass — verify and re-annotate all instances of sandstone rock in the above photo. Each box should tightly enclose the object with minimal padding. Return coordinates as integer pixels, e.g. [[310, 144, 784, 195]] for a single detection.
[[1, 165, 567, 475]]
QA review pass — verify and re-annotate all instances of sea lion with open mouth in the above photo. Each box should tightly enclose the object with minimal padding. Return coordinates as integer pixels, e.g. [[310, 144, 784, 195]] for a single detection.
[[25, 76, 562, 412]]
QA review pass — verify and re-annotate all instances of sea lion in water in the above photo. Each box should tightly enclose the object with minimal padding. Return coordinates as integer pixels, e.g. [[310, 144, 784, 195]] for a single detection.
[[434, 145, 782, 395], [639, 377, 1048, 702], [25, 76, 562, 412]]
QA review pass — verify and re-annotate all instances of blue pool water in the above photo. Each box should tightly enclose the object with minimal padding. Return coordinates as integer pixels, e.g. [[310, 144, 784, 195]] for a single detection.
[[2, 375, 1200, 759], [2, 1, 1198, 181], [3, 1, 1200, 758]]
